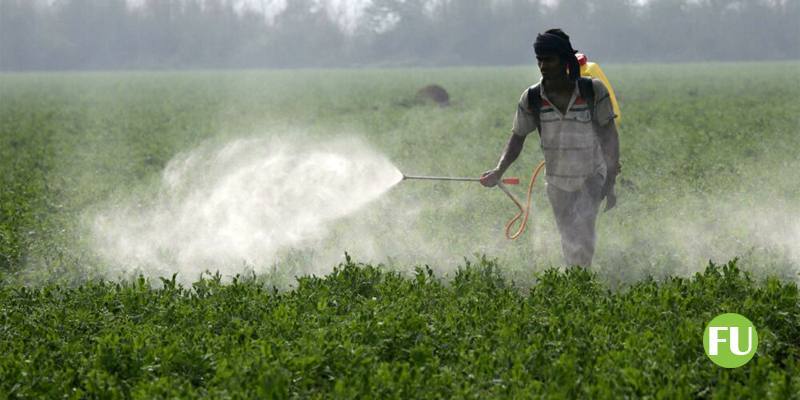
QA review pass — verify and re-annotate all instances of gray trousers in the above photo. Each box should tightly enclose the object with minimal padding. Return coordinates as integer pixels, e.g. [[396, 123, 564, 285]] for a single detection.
[[546, 175, 604, 267]]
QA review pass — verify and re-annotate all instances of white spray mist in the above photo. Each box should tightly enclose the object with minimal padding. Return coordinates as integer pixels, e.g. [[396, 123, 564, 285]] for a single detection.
[[92, 135, 403, 281]]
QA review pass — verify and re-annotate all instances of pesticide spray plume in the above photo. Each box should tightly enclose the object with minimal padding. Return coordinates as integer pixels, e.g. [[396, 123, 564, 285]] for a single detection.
[[91, 134, 404, 282], [88, 130, 800, 287]]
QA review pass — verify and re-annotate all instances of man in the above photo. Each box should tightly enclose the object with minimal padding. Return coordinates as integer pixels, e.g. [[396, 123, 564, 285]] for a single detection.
[[480, 29, 621, 267]]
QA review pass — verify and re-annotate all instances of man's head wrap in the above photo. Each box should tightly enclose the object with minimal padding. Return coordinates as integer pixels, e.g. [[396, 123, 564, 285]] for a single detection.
[[533, 29, 581, 81]]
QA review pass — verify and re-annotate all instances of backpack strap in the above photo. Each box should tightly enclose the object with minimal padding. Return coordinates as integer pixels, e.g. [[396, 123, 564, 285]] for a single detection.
[[526, 83, 542, 133], [577, 77, 595, 121]]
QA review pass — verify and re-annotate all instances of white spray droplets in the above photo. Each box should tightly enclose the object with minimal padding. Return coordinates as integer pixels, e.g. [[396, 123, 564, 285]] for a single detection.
[[92, 136, 403, 281]]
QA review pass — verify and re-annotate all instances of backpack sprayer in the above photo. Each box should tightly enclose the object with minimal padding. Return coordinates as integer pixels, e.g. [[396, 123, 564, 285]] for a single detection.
[[401, 160, 546, 240]]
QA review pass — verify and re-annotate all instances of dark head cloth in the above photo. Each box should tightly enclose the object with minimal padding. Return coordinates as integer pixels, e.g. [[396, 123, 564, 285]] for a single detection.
[[534, 31, 581, 81]]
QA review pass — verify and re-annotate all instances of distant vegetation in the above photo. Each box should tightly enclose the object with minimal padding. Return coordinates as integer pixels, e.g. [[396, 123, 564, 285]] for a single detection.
[[1, 0, 798, 71], [2, 63, 799, 285]]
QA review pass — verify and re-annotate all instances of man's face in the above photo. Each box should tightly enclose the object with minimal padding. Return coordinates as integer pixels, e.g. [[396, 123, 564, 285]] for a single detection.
[[537, 54, 565, 81]]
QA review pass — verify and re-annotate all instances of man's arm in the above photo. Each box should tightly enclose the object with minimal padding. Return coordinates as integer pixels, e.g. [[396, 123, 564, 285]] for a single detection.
[[481, 133, 526, 187], [496, 133, 527, 175], [597, 120, 620, 209], [482, 89, 536, 187]]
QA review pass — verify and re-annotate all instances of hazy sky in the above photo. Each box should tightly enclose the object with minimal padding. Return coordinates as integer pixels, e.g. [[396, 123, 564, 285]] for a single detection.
[[124, 0, 372, 31]]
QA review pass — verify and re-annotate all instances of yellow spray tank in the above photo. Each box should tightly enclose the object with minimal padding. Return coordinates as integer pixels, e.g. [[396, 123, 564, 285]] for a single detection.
[[577, 53, 621, 124]]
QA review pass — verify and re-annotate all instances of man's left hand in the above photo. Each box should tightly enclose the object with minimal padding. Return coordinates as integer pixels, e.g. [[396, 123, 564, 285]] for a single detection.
[[602, 177, 617, 212], [604, 192, 617, 212], [603, 180, 617, 211]]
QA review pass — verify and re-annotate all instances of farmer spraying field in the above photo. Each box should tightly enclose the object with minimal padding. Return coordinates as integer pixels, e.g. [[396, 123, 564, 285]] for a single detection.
[[481, 29, 621, 267]]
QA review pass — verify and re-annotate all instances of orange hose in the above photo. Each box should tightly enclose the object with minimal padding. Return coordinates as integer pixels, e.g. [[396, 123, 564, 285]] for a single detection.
[[504, 160, 546, 240]]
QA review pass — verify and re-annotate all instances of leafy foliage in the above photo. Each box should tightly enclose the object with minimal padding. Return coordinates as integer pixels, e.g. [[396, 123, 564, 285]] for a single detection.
[[1, 259, 798, 398]]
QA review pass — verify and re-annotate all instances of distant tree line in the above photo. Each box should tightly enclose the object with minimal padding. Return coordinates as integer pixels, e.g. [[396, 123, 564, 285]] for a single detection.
[[1, 0, 798, 71]]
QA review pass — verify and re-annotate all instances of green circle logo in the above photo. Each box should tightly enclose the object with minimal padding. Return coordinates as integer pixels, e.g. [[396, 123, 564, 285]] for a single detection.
[[703, 313, 758, 368]]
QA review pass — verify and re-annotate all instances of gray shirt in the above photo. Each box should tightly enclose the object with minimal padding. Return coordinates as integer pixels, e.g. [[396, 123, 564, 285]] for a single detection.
[[512, 79, 616, 192]]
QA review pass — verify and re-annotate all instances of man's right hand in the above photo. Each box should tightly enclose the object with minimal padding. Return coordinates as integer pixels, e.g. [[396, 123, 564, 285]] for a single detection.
[[480, 169, 501, 187]]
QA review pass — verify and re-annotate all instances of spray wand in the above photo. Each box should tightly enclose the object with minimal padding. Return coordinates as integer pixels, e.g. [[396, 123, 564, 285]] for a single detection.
[[401, 160, 546, 240]]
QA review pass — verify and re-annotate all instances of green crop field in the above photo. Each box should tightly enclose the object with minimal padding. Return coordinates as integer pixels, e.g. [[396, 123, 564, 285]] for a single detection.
[[1, 63, 799, 398]]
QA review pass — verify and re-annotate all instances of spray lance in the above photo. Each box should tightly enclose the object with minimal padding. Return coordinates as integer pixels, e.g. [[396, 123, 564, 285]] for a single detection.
[[401, 160, 546, 240]]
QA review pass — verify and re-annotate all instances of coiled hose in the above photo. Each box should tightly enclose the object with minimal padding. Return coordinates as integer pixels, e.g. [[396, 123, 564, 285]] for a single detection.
[[498, 160, 546, 240]]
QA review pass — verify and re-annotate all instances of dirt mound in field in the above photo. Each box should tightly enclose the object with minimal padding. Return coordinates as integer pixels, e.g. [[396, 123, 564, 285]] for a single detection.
[[415, 84, 450, 107]]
